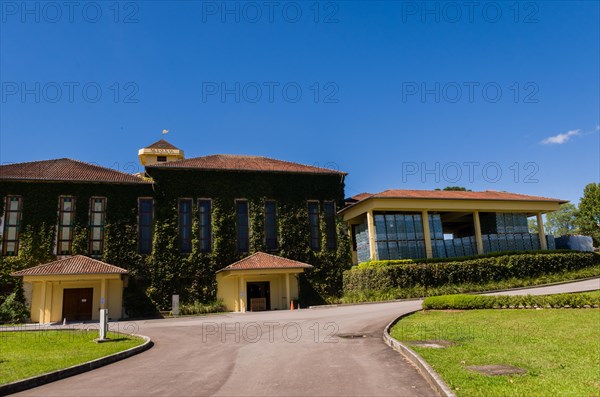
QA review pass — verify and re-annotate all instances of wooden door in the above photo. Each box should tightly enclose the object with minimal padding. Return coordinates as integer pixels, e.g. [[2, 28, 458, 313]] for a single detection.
[[62, 288, 93, 321]]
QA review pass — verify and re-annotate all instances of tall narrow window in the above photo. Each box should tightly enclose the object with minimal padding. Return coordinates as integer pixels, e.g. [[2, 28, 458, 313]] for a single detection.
[[179, 199, 193, 253], [264, 200, 278, 251], [308, 201, 320, 250], [236, 200, 249, 253], [198, 199, 212, 252], [2, 196, 22, 256], [138, 198, 154, 254], [57, 196, 76, 255], [89, 197, 107, 257], [324, 201, 337, 250]]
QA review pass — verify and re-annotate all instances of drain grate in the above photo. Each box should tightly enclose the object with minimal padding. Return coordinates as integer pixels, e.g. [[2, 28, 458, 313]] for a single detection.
[[336, 333, 368, 339]]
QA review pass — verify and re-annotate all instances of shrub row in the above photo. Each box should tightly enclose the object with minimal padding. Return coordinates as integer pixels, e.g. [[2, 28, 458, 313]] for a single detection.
[[343, 252, 600, 293], [179, 299, 226, 315], [422, 292, 600, 310]]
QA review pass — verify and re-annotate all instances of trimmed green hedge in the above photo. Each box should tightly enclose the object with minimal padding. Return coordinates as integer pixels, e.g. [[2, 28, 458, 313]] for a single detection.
[[422, 291, 600, 310], [343, 252, 600, 293]]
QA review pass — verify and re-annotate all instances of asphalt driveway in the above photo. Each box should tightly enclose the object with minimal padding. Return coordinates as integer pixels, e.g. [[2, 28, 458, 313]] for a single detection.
[[14, 277, 600, 397]]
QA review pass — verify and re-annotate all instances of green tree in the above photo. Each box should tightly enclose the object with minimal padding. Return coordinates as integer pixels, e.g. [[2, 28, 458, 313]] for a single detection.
[[435, 186, 472, 191], [528, 219, 539, 234], [575, 183, 600, 246], [545, 203, 578, 237]]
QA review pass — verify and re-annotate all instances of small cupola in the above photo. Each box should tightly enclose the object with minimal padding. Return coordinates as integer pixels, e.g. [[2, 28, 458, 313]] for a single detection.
[[138, 139, 185, 166]]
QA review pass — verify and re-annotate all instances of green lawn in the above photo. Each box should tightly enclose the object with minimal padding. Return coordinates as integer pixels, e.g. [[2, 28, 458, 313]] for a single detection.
[[0, 330, 145, 385], [391, 308, 600, 397]]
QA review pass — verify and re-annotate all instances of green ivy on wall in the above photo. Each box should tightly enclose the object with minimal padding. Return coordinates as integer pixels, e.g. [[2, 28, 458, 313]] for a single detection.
[[0, 168, 352, 314]]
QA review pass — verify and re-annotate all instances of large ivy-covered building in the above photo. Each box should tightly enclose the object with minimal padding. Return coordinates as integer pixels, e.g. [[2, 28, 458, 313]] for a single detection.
[[0, 140, 350, 318]]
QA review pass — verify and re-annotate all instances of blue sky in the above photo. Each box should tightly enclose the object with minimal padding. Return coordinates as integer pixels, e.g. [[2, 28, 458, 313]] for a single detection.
[[1, 1, 598, 205]]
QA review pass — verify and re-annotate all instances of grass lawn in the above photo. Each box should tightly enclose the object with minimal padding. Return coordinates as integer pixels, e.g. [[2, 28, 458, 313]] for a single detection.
[[391, 308, 600, 397], [0, 330, 144, 385]]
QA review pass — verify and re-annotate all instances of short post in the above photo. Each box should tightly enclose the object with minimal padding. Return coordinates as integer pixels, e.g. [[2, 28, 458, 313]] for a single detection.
[[99, 309, 109, 341], [172, 294, 180, 317]]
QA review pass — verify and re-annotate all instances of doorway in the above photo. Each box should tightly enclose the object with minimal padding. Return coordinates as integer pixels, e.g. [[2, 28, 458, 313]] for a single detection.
[[246, 282, 270, 311], [62, 288, 93, 321]]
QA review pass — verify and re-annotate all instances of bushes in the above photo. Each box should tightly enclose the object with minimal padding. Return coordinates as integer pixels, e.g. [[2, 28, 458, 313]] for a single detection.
[[344, 251, 599, 294], [422, 291, 600, 310], [179, 299, 226, 315], [0, 292, 30, 324]]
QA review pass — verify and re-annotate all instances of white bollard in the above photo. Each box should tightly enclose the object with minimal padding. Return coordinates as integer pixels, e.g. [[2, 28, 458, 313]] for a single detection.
[[99, 309, 109, 340], [172, 294, 180, 317]]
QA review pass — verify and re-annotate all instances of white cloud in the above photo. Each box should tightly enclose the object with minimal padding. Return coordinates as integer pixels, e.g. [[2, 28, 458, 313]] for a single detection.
[[540, 129, 581, 145]]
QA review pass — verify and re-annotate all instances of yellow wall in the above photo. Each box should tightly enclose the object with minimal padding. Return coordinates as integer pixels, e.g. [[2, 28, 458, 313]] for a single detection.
[[138, 148, 184, 166], [25, 274, 124, 324], [217, 270, 301, 312]]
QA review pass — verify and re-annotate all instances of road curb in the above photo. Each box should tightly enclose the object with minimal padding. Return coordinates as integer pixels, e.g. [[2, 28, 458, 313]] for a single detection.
[[0, 333, 153, 396], [383, 311, 456, 397]]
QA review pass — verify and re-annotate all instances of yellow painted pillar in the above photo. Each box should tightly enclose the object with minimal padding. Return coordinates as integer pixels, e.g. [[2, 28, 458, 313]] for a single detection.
[[39, 281, 47, 324], [473, 211, 484, 255], [421, 210, 433, 259], [537, 212, 548, 250], [366, 210, 377, 260], [100, 278, 107, 309], [285, 272, 291, 309], [239, 275, 246, 313], [234, 275, 240, 312], [46, 282, 53, 323]]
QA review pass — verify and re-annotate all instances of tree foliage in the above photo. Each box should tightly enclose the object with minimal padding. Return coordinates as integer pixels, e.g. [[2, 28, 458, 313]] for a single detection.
[[545, 203, 578, 236], [576, 183, 600, 245]]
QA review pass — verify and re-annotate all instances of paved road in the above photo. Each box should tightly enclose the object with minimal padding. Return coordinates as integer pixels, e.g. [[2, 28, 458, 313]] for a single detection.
[[15, 278, 600, 397], [485, 277, 600, 296]]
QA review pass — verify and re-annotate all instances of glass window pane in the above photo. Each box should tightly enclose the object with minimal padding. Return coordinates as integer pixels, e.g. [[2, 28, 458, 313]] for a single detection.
[[92, 213, 102, 225], [93, 200, 104, 212], [92, 227, 102, 240], [8, 212, 18, 225], [92, 241, 101, 252], [61, 227, 71, 238], [62, 212, 72, 225], [7, 227, 17, 240], [9, 198, 20, 211], [5, 242, 16, 254]]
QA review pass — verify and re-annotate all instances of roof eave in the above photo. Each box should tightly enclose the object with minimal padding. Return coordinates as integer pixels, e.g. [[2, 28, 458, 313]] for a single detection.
[[145, 165, 346, 176]]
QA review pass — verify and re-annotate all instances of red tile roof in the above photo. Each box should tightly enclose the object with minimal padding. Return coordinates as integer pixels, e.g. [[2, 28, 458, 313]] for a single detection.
[[340, 189, 568, 212], [11, 255, 127, 276], [0, 158, 149, 184], [217, 252, 313, 272], [147, 154, 345, 175], [145, 139, 180, 150]]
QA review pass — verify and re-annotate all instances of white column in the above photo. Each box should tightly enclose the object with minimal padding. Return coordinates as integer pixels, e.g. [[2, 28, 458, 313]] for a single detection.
[[285, 273, 291, 309], [100, 279, 107, 310], [239, 275, 246, 313], [537, 212, 548, 250], [421, 210, 433, 259], [39, 281, 47, 324], [473, 211, 484, 255], [366, 210, 377, 260]]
